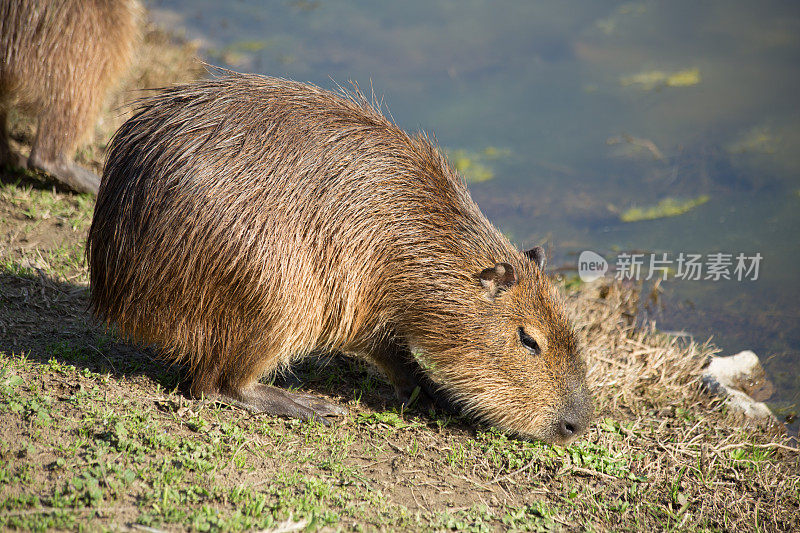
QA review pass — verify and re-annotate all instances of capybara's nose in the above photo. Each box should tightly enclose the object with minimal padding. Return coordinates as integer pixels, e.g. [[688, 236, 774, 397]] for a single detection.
[[557, 387, 593, 440], [558, 417, 583, 438]]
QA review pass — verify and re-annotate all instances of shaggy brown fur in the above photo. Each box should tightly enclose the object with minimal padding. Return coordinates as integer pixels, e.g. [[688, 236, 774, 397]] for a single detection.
[[0, 0, 140, 194], [87, 71, 592, 444]]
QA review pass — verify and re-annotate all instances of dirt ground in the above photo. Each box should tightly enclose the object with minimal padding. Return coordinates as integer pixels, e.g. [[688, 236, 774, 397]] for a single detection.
[[0, 17, 798, 533]]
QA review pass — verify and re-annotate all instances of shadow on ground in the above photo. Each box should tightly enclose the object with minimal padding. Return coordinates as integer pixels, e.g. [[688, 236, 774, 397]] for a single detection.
[[0, 270, 440, 420]]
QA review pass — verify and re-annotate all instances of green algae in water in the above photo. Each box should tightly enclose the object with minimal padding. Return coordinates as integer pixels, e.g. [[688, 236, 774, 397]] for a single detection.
[[728, 127, 779, 154], [229, 40, 269, 53], [481, 146, 511, 159], [207, 39, 270, 67], [620, 68, 700, 90], [620, 195, 710, 222], [450, 147, 510, 183]]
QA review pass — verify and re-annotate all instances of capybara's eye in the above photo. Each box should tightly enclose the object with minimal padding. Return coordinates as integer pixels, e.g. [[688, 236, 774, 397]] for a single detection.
[[517, 327, 541, 356]]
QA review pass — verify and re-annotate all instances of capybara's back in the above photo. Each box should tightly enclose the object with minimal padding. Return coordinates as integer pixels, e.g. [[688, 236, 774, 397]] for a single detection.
[[0, 0, 140, 193], [88, 72, 592, 443]]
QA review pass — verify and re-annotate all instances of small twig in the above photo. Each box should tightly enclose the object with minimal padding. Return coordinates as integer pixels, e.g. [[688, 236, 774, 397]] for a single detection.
[[566, 466, 618, 481], [629, 348, 660, 357], [591, 354, 629, 369], [409, 486, 429, 513], [490, 457, 538, 484], [624, 338, 653, 350], [455, 474, 493, 492], [714, 442, 798, 454], [385, 440, 403, 453], [225, 438, 252, 470], [87, 344, 117, 375], [550, 515, 574, 528]]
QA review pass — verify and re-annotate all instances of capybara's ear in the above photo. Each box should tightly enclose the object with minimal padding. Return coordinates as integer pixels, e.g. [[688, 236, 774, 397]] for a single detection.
[[524, 246, 546, 270], [478, 262, 517, 299]]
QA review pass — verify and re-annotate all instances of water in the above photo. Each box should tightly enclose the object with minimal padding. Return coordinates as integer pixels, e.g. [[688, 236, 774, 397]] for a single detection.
[[148, 0, 800, 424]]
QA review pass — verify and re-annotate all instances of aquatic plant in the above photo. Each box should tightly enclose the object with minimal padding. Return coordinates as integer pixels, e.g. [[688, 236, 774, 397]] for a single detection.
[[620, 195, 710, 222]]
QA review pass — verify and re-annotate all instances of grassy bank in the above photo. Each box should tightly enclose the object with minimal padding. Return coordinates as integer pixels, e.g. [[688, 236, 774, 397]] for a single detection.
[[1, 19, 798, 533]]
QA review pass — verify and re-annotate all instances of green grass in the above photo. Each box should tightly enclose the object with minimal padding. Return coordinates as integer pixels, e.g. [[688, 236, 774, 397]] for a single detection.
[[1, 309, 799, 531], [0, 170, 797, 531]]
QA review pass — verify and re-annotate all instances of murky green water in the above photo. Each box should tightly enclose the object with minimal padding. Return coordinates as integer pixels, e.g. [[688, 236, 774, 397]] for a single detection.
[[149, 0, 800, 424]]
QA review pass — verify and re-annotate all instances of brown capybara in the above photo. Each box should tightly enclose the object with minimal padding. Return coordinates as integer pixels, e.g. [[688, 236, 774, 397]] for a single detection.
[[87, 71, 593, 444], [0, 0, 140, 194]]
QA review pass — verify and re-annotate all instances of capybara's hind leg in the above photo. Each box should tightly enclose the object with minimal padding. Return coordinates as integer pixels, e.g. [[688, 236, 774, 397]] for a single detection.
[[192, 354, 347, 423], [27, 105, 100, 194], [224, 384, 347, 424]]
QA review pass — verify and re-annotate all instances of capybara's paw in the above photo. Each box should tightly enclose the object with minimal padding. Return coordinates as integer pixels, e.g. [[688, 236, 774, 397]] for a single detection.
[[286, 390, 349, 417], [28, 154, 100, 194], [217, 384, 346, 425]]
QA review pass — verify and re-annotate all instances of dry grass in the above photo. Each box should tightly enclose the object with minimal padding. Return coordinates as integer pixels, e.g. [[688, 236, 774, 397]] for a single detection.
[[566, 281, 798, 530]]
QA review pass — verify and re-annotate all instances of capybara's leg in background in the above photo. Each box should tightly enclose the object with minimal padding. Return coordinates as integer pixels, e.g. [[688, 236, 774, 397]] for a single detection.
[[0, 108, 26, 169], [367, 339, 458, 413], [367, 340, 426, 404], [27, 102, 100, 194]]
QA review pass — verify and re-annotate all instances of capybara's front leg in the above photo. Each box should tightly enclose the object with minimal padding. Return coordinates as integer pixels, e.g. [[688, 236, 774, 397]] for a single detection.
[[366, 339, 427, 405], [220, 384, 347, 424], [0, 109, 27, 170]]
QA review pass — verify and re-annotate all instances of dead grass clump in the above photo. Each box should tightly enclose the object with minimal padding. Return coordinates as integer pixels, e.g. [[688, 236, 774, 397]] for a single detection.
[[561, 280, 798, 530], [574, 280, 713, 419]]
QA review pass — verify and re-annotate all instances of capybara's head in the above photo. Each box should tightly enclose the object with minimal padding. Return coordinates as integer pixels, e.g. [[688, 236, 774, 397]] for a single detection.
[[424, 247, 592, 445]]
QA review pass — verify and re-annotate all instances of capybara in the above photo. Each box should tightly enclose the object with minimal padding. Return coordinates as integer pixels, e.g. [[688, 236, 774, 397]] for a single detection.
[[87, 71, 593, 444], [0, 0, 140, 194]]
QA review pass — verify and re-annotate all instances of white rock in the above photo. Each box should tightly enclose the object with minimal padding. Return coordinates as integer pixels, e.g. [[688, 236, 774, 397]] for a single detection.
[[724, 389, 775, 421], [705, 350, 761, 389], [702, 350, 777, 424]]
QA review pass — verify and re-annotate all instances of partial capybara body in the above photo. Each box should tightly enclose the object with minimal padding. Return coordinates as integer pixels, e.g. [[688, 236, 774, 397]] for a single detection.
[[0, 0, 140, 194], [87, 72, 592, 444]]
